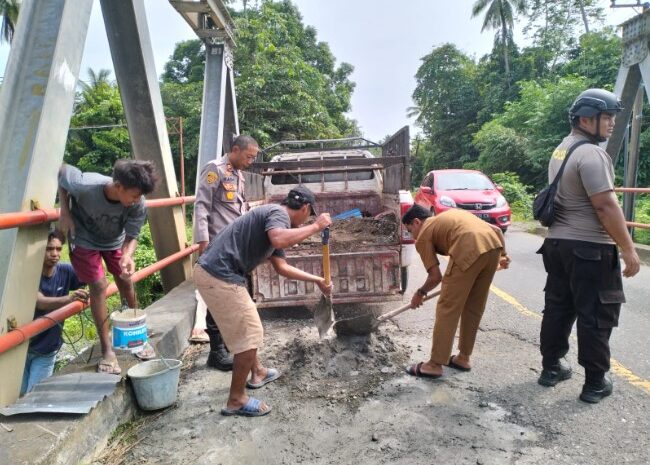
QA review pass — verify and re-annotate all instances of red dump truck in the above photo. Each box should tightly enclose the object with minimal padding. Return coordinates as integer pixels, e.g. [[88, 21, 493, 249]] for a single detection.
[[244, 127, 414, 309]]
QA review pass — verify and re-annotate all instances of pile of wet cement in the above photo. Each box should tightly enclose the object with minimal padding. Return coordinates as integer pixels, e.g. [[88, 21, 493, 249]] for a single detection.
[[271, 329, 409, 403]]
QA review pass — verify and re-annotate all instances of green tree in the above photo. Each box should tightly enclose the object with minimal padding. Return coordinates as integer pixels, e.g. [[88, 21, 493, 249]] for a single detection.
[[479, 75, 589, 187], [471, 0, 527, 78], [524, 0, 604, 71], [412, 44, 481, 170], [0, 0, 19, 44], [559, 28, 621, 88], [65, 69, 131, 174], [160, 0, 358, 169]]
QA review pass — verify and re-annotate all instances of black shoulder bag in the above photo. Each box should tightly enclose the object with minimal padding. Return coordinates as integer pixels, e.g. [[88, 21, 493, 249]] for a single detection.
[[533, 140, 591, 227]]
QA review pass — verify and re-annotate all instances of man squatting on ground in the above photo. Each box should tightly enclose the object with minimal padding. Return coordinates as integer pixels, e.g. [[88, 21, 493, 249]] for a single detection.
[[536, 88, 640, 403], [21, 230, 88, 395], [58, 160, 158, 375], [192, 135, 259, 370], [194, 186, 332, 417], [402, 205, 510, 378]]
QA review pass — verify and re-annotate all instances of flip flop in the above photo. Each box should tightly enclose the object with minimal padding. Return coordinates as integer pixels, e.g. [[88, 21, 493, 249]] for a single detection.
[[97, 358, 122, 375], [446, 356, 471, 372], [246, 368, 281, 389], [405, 362, 442, 379], [221, 397, 272, 417], [189, 330, 210, 343]]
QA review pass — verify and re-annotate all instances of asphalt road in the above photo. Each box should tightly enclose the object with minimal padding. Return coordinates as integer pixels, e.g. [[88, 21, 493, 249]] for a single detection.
[[106, 223, 650, 465], [400, 223, 650, 380]]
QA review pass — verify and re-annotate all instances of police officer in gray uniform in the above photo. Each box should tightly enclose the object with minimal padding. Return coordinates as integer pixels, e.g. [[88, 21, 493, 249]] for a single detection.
[[537, 89, 640, 403], [193, 135, 259, 370]]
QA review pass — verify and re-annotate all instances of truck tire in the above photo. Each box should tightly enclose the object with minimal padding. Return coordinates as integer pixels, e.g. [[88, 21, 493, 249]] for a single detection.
[[400, 266, 408, 294]]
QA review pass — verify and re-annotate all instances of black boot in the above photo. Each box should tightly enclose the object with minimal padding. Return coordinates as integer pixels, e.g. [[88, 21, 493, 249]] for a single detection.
[[580, 374, 613, 404], [538, 359, 572, 387], [206, 317, 233, 371]]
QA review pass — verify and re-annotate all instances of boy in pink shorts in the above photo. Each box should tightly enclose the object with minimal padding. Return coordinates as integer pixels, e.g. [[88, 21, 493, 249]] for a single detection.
[[58, 160, 158, 374]]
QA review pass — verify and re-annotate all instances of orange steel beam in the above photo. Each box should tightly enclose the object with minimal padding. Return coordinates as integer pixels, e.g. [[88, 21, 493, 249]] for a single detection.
[[615, 187, 650, 193], [0, 196, 195, 230], [0, 243, 199, 355]]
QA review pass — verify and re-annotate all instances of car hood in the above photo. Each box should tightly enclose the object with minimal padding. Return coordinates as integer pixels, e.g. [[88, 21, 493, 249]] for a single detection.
[[438, 189, 501, 203]]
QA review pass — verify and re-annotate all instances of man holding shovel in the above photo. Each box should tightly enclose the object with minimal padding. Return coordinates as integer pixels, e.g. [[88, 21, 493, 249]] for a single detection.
[[191, 135, 259, 372], [194, 186, 332, 417], [401, 205, 510, 378]]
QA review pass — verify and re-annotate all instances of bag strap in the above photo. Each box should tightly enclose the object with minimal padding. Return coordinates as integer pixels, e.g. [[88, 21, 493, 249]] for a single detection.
[[550, 140, 592, 187]]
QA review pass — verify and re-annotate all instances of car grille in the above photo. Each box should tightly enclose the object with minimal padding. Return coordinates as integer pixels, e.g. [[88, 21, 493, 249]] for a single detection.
[[456, 202, 496, 211]]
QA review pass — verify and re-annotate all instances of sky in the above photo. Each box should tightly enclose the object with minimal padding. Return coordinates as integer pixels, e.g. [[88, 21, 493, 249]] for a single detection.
[[0, 0, 640, 142]]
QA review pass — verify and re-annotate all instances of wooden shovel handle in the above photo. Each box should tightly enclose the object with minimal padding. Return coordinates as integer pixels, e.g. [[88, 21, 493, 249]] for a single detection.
[[321, 227, 331, 286], [376, 290, 441, 323]]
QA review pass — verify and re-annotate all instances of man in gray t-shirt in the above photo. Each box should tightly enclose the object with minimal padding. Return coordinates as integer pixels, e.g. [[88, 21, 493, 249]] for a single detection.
[[58, 160, 157, 375], [537, 89, 640, 404], [194, 186, 332, 417]]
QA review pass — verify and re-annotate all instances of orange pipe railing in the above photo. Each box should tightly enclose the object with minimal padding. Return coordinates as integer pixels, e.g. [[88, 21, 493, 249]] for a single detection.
[[0, 196, 195, 231], [614, 187, 650, 194], [0, 244, 199, 355]]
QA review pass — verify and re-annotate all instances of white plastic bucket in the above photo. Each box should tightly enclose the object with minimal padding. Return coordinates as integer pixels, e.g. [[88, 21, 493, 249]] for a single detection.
[[127, 359, 181, 410], [110, 309, 147, 353]]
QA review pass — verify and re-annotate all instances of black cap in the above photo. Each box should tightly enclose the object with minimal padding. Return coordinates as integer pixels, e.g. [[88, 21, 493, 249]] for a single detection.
[[284, 185, 317, 215]]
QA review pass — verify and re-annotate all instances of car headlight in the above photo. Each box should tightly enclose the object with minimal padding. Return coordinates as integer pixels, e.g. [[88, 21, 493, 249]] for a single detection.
[[439, 196, 456, 208], [496, 195, 507, 208]]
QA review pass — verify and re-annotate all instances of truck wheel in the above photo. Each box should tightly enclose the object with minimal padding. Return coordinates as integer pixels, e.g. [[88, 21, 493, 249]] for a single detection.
[[400, 267, 408, 294], [500, 227, 508, 234]]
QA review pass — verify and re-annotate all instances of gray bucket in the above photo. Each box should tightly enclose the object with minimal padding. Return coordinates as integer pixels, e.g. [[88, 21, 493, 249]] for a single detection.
[[127, 359, 181, 410]]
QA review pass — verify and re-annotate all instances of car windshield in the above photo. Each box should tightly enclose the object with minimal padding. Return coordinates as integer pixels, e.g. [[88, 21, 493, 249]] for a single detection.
[[436, 172, 494, 191]]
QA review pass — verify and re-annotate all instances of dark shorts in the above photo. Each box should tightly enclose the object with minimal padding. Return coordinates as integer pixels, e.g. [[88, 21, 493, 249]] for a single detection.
[[70, 245, 123, 283]]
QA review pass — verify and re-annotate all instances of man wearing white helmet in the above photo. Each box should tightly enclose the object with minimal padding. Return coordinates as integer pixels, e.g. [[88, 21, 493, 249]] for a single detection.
[[536, 88, 640, 403]]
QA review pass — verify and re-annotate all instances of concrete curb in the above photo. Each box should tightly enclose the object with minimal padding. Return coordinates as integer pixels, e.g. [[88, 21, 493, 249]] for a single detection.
[[525, 224, 650, 266], [1, 280, 197, 465]]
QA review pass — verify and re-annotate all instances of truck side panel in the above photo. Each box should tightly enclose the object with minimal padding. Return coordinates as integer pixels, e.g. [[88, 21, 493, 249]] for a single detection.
[[252, 248, 402, 308]]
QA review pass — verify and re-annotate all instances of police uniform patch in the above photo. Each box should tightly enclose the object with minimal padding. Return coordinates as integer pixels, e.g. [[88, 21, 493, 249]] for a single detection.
[[206, 171, 218, 184], [223, 182, 236, 191], [226, 191, 235, 200]]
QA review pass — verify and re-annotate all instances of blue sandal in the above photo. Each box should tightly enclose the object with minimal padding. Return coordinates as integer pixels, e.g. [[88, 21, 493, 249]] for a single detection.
[[221, 397, 272, 417], [246, 368, 281, 389]]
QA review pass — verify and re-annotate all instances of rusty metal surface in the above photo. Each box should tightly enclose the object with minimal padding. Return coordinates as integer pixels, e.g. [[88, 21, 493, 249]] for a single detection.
[[253, 250, 402, 308]]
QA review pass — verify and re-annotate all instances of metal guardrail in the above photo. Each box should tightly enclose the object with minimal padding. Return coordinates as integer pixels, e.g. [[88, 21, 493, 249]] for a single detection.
[[614, 187, 650, 230], [0, 195, 198, 354], [0, 196, 195, 231], [0, 244, 199, 354]]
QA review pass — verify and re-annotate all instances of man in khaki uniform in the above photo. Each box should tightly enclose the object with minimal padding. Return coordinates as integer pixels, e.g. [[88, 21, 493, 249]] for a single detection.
[[191, 135, 259, 370], [401, 205, 509, 378]]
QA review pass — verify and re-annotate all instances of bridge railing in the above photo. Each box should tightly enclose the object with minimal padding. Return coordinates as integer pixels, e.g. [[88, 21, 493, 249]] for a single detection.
[[0, 195, 197, 355], [614, 187, 650, 230]]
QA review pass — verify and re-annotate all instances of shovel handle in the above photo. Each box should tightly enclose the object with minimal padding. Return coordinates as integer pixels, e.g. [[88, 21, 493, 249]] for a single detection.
[[376, 290, 441, 323], [321, 228, 331, 286]]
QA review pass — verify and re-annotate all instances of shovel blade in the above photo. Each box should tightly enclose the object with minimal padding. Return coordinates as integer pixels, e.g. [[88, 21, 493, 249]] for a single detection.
[[314, 296, 334, 338]]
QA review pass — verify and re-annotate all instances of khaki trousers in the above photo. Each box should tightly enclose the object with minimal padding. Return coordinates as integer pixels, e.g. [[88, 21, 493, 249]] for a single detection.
[[430, 249, 501, 365]]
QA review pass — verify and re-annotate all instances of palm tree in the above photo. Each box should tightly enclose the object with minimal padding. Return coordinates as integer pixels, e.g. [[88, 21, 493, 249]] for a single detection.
[[0, 0, 20, 44], [471, 0, 527, 77]]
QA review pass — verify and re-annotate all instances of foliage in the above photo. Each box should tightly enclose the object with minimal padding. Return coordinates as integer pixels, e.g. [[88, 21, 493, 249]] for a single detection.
[[490, 172, 534, 220], [412, 44, 481, 170], [524, 0, 604, 71], [633, 197, 650, 245], [133, 223, 164, 308], [471, 0, 527, 78], [473, 120, 529, 176], [0, 0, 19, 44], [559, 29, 621, 88], [161, 0, 358, 170], [65, 69, 130, 174], [490, 75, 589, 187]]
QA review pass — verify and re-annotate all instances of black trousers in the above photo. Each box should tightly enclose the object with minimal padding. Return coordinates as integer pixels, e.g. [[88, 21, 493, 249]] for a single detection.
[[537, 238, 625, 377]]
